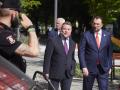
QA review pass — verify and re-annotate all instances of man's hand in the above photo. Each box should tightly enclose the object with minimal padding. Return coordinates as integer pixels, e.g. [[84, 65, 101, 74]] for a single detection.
[[15, 13, 39, 57], [82, 68, 89, 77], [43, 74, 49, 80], [20, 13, 33, 29], [109, 68, 111, 74]]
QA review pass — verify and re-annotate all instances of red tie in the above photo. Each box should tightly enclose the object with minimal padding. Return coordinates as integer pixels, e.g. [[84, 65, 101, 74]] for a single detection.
[[96, 32, 100, 48], [96, 32, 100, 64]]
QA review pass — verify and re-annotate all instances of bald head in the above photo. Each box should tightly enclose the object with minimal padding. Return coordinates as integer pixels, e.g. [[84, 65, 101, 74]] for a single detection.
[[56, 18, 65, 31]]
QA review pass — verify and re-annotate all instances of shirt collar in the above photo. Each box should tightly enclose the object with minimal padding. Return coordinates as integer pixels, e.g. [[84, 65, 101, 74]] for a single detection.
[[94, 29, 102, 35], [98, 29, 102, 35]]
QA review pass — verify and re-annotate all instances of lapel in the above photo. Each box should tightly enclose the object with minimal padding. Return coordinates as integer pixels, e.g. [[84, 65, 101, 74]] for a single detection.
[[67, 38, 73, 55], [57, 35, 67, 55], [90, 30, 98, 49], [55, 31, 58, 36], [57, 35, 74, 56], [99, 30, 107, 50], [90, 30, 107, 50]]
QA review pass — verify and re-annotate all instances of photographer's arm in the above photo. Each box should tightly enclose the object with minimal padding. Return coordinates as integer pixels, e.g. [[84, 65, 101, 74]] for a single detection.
[[15, 14, 39, 57]]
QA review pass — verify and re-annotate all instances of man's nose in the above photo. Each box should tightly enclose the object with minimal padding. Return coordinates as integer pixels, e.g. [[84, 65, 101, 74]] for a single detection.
[[64, 30, 67, 33]]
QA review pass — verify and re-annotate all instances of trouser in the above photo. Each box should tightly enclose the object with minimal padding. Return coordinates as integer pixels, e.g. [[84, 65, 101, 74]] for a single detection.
[[83, 68, 109, 90], [48, 77, 72, 90]]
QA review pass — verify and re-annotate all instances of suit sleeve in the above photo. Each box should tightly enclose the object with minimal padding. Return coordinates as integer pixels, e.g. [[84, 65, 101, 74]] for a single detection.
[[43, 38, 54, 74], [108, 34, 112, 68], [72, 51, 76, 63], [79, 33, 87, 69], [72, 50, 76, 68], [48, 31, 53, 37]]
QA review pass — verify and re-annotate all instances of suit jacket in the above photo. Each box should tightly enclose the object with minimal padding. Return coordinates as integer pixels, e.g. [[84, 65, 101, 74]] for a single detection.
[[79, 29, 112, 73], [48, 28, 58, 38], [43, 35, 76, 79]]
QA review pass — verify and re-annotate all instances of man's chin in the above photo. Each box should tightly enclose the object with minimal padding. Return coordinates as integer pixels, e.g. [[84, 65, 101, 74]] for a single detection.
[[64, 35, 68, 38], [94, 29, 100, 32]]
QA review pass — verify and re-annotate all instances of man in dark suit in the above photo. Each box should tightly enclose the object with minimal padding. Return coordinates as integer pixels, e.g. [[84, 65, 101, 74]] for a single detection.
[[43, 21, 76, 90], [79, 16, 112, 90], [48, 18, 65, 38]]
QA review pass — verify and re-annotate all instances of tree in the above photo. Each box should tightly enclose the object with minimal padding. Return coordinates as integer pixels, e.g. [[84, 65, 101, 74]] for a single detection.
[[20, 0, 120, 36], [21, 0, 41, 12], [21, 0, 42, 36], [84, 0, 120, 24]]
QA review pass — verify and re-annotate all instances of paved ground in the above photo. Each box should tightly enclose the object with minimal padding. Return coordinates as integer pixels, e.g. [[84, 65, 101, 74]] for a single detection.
[[24, 44, 120, 90]]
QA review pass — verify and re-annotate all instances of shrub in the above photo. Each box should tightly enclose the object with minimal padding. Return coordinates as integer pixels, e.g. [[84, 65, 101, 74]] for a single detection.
[[74, 63, 83, 78]]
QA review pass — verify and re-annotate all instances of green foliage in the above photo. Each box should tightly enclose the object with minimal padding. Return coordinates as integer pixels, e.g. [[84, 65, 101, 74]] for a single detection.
[[84, 0, 120, 24], [115, 68, 120, 76], [74, 63, 83, 78], [21, 0, 41, 11], [19, 0, 120, 34]]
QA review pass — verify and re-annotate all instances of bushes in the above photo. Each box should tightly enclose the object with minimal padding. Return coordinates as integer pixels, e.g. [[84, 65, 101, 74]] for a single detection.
[[74, 63, 83, 78], [74, 63, 120, 79]]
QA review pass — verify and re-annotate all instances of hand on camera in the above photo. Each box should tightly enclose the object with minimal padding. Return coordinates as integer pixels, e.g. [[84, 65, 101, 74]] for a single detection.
[[20, 13, 33, 30]]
